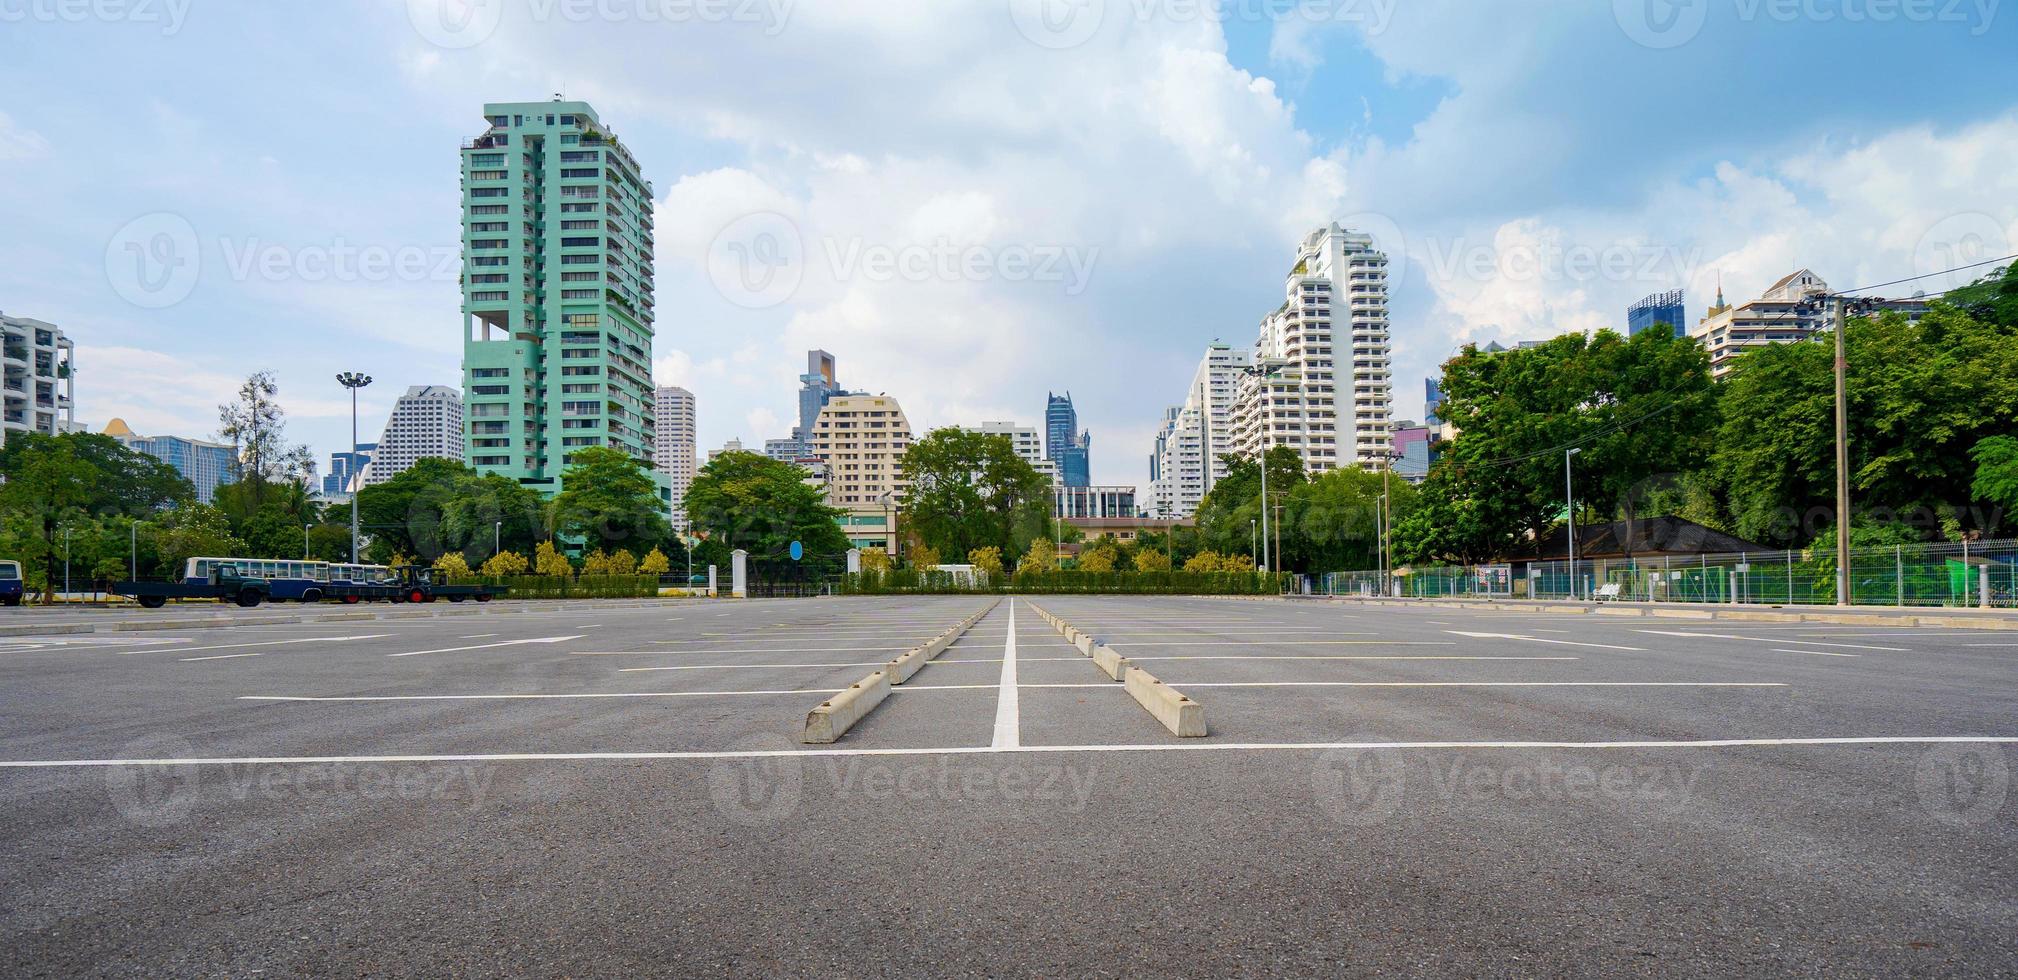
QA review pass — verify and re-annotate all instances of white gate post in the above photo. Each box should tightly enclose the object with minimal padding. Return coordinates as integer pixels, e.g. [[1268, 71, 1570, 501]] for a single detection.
[[731, 549, 748, 599]]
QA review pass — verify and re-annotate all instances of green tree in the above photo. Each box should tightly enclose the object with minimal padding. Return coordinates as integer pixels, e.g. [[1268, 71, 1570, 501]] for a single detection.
[[480, 551, 529, 577], [307, 522, 354, 563], [1397, 329, 1716, 563], [1714, 307, 2018, 546], [552, 446, 672, 555], [215, 371, 315, 511], [355, 457, 478, 561], [1078, 538, 1118, 573], [910, 544, 942, 571], [239, 504, 312, 559], [0, 433, 193, 600], [859, 546, 893, 572], [900, 429, 1055, 563], [534, 540, 573, 577], [684, 450, 849, 580], [1016, 537, 1056, 575], [433, 551, 473, 578], [639, 548, 671, 576], [1971, 435, 2018, 524], [1943, 263, 2018, 329], [150, 504, 247, 580], [969, 545, 1005, 580], [1134, 547, 1172, 572], [1193, 446, 1308, 566]]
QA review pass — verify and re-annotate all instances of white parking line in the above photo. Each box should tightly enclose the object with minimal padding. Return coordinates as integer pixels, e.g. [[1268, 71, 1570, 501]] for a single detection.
[[386, 635, 584, 658], [179, 652, 266, 662], [1123, 655, 1578, 662], [574, 647, 914, 656], [1023, 681, 1787, 689], [991, 603, 1020, 749], [17, 736, 2009, 769], [240, 686, 1000, 702], [118, 634, 395, 656], [1445, 631, 1645, 651], [1634, 630, 1906, 652], [1107, 640, 1453, 647], [1772, 648, 1861, 658]]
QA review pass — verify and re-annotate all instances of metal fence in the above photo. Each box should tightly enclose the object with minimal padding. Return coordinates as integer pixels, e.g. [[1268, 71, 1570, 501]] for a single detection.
[[1320, 538, 2018, 609]]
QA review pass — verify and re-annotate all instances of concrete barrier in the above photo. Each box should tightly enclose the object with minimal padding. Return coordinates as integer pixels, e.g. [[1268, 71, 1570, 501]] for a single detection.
[[802, 670, 892, 744], [1124, 665, 1206, 737], [1090, 643, 1129, 681], [883, 598, 1000, 685], [0, 623, 94, 637], [1074, 634, 1095, 656]]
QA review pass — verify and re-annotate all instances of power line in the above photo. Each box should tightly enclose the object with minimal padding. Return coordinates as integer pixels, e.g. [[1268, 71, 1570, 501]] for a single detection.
[[1839, 252, 2016, 296]]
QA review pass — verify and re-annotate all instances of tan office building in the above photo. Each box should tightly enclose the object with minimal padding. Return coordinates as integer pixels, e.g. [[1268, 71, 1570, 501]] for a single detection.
[[810, 394, 913, 551]]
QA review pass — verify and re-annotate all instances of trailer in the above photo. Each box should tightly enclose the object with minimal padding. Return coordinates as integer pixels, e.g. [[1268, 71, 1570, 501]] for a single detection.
[[322, 567, 506, 605], [113, 564, 272, 609]]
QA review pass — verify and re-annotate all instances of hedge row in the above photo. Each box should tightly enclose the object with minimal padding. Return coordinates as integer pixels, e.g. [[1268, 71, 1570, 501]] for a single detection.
[[446, 575, 662, 599], [838, 570, 1285, 596]]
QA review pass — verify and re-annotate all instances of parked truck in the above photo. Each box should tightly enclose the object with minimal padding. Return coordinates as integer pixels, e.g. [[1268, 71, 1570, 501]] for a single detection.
[[113, 563, 272, 609], [323, 566, 506, 605], [0, 560, 24, 607]]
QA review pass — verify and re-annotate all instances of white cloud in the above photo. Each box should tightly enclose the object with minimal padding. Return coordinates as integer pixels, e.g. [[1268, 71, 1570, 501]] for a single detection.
[[0, 111, 50, 161]]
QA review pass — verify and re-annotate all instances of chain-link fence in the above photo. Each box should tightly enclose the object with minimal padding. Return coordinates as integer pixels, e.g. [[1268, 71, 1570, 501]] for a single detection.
[[1320, 538, 2018, 608]]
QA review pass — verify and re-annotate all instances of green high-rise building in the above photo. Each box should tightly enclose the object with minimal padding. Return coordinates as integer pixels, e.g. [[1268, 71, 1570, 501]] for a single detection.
[[459, 99, 661, 497]]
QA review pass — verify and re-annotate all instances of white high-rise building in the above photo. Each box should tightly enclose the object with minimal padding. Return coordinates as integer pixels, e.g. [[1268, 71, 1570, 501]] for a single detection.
[[1, 311, 75, 450], [961, 420, 1057, 484], [1149, 341, 1251, 519], [653, 386, 698, 531], [360, 386, 464, 487], [1230, 223, 1391, 473]]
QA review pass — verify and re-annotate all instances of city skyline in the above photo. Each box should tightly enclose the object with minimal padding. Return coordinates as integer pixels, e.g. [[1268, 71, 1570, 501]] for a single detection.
[[4, 5, 2014, 494]]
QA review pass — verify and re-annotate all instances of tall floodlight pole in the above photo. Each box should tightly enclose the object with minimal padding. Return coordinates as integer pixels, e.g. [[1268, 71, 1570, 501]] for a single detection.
[[1565, 447, 1582, 601], [1833, 297, 1851, 606], [336, 373, 373, 564]]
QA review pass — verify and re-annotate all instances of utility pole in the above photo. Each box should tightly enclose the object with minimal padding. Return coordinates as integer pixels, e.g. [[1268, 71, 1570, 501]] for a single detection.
[[1833, 297, 1851, 606], [1565, 447, 1581, 601], [1380, 451, 1394, 591]]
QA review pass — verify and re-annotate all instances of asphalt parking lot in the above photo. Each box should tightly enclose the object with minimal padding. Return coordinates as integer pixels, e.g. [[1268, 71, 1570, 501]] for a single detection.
[[3, 596, 2016, 975]]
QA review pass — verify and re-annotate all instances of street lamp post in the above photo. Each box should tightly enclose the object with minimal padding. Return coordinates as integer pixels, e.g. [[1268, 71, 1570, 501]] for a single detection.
[[129, 521, 139, 580], [1242, 360, 1286, 578], [495, 520, 502, 557], [304, 524, 311, 559], [1251, 519, 1257, 570], [1565, 447, 1582, 601], [336, 373, 373, 564], [63, 526, 71, 601]]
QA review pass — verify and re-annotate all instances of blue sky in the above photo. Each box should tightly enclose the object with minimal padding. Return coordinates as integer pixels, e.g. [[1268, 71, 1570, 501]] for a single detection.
[[2, 0, 2014, 491]]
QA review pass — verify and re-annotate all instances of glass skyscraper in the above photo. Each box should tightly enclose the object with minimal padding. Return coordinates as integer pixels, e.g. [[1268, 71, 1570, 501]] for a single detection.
[[1628, 289, 1687, 338], [1045, 392, 1091, 487]]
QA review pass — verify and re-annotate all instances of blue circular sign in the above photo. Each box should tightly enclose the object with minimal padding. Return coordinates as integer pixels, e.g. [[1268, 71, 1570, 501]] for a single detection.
[[789, 540, 804, 561]]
